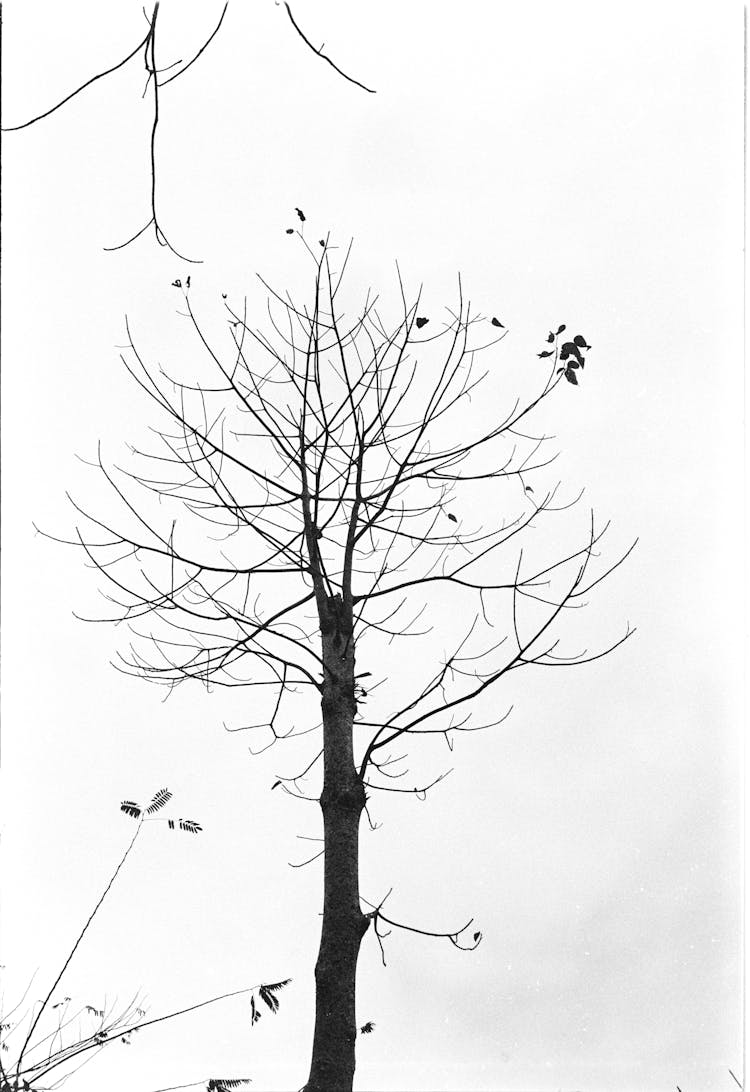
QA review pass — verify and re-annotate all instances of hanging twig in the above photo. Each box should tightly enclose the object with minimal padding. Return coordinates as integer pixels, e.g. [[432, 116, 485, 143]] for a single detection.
[[281, 2, 376, 94]]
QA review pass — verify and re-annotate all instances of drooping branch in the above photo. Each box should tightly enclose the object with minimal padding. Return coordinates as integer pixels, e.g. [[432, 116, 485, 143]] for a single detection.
[[281, 3, 376, 94], [361, 891, 481, 968]]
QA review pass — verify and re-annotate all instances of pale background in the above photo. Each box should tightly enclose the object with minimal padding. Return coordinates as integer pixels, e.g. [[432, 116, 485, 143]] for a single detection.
[[0, 2, 744, 1090]]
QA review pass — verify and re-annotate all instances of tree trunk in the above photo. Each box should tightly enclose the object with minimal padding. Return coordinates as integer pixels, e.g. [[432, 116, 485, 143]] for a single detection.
[[303, 594, 369, 1092]]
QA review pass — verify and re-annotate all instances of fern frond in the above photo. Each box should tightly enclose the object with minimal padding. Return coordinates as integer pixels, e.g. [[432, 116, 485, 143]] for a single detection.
[[258, 978, 290, 1014], [207, 1080, 253, 1091], [179, 818, 202, 834], [146, 787, 173, 815], [120, 800, 141, 819], [258, 986, 278, 1013], [262, 978, 291, 995]]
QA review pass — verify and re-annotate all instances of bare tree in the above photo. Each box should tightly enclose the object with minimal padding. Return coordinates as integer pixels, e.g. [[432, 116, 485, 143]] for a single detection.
[[50, 231, 635, 1091]]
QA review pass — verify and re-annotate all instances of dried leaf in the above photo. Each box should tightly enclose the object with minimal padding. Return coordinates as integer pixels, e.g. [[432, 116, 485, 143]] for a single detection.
[[295, 207, 306, 222], [564, 368, 578, 385], [415, 316, 429, 329]]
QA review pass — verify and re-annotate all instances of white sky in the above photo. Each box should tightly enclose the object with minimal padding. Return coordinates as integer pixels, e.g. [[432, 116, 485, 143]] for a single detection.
[[1, 2, 744, 1091]]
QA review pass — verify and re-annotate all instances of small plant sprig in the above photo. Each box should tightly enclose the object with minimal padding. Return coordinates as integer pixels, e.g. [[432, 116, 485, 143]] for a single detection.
[[120, 787, 203, 833], [0, 792, 292, 1092]]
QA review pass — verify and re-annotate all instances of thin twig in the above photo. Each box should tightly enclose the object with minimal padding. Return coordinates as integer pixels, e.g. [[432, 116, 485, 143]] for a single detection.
[[282, 2, 376, 94]]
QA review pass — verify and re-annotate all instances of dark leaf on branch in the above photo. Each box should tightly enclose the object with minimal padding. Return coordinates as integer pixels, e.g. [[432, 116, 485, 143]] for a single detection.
[[525, 485, 534, 493], [146, 787, 173, 815], [222, 293, 227, 299], [415, 317, 429, 329], [360, 1021, 376, 1034], [473, 930, 481, 941], [295, 207, 306, 222], [556, 324, 566, 334], [319, 239, 325, 247], [447, 512, 458, 523], [172, 279, 182, 288], [564, 368, 579, 385], [567, 359, 580, 369], [179, 818, 202, 834], [271, 780, 281, 790], [120, 800, 141, 820], [557, 367, 565, 374], [285, 228, 294, 235], [574, 334, 590, 348], [537, 350, 553, 358], [491, 317, 504, 327], [547, 332, 555, 342], [250, 996, 261, 1025], [559, 341, 584, 364]]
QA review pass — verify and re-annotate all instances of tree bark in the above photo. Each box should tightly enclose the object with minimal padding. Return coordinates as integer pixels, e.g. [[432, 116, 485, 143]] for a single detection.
[[303, 593, 369, 1092]]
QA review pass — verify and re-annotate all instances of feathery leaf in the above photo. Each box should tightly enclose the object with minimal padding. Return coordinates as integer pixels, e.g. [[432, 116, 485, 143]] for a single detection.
[[208, 1080, 253, 1091], [146, 787, 173, 815]]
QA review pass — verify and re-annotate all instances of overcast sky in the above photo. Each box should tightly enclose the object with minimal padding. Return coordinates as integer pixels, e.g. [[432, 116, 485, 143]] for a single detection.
[[1, 2, 744, 1091]]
